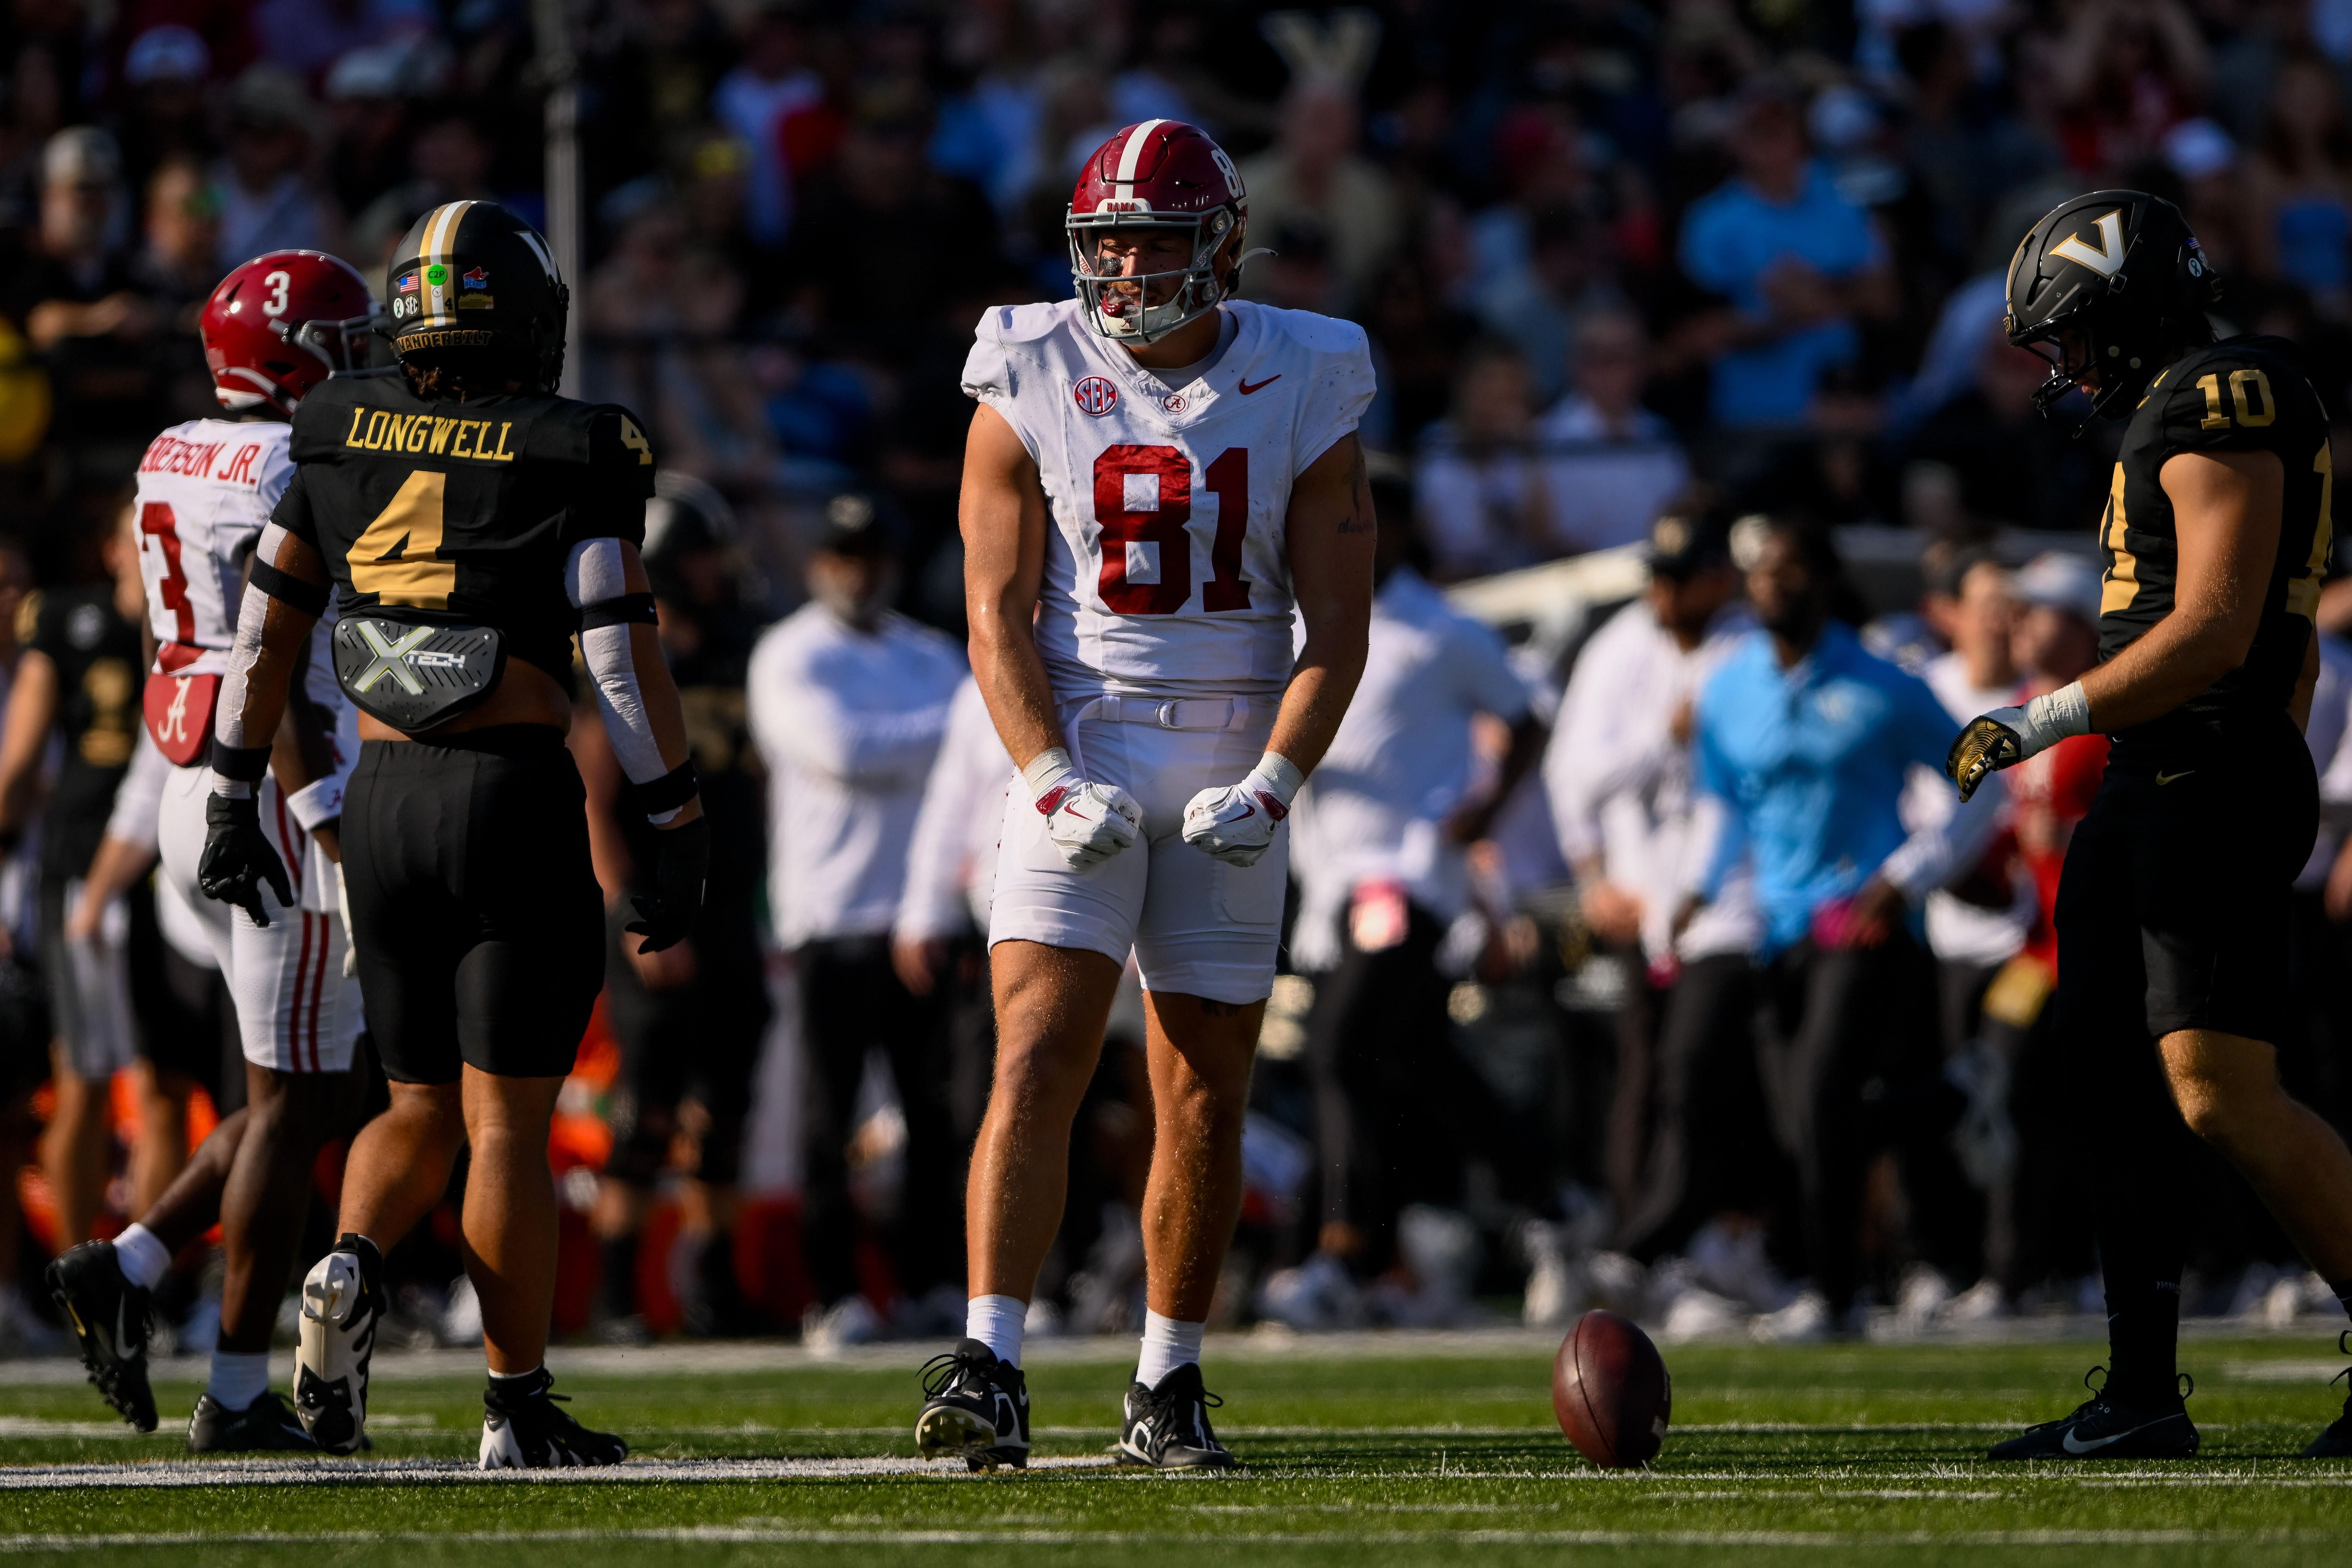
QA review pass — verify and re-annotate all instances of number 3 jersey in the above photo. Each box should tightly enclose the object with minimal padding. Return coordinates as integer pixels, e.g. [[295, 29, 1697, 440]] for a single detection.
[[131, 418, 344, 756], [2101, 334, 2331, 752], [963, 298, 1376, 701], [276, 367, 656, 680]]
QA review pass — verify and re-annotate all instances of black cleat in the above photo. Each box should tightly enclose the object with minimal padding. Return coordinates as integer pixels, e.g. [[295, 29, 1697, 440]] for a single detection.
[[478, 1367, 628, 1469], [2300, 1331, 2352, 1457], [295, 1235, 384, 1455], [1117, 1363, 1236, 1470], [187, 1391, 318, 1453], [915, 1338, 1029, 1471], [1988, 1367, 2198, 1460], [46, 1241, 155, 1433]]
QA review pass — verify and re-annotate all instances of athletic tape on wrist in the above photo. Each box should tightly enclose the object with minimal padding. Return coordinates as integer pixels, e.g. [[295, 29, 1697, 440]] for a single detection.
[[634, 759, 699, 819], [1022, 746, 1076, 804], [247, 557, 330, 617], [1250, 750, 1306, 808], [579, 593, 659, 631], [2024, 681, 2092, 744]]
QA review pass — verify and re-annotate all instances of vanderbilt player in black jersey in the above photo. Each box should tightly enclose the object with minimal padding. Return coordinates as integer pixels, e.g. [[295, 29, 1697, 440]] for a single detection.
[[194, 201, 707, 1467], [1948, 190, 2352, 1459]]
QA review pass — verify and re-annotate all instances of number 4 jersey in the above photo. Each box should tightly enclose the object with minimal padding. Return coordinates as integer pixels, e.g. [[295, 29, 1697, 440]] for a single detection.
[[277, 367, 656, 682], [963, 298, 1376, 701], [2102, 333, 2332, 752], [132, 417, 345, 764]]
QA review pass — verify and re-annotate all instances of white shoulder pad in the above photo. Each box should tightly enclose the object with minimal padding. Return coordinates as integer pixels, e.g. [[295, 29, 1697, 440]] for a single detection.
[[1251, 303, 1373, 361], [963, 301, 1070, 400], [974, 300, 1069, 345]]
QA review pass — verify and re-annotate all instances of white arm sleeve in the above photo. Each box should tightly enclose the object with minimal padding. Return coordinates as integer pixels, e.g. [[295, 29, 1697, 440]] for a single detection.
[[102, 727, 169, 851], [566, 537, 671, 788]]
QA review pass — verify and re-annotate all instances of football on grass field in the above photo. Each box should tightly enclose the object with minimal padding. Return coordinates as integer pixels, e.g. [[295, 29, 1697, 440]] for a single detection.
[[2, 1332, 2350, 1566], [1552, 1307, 1672, 1467]]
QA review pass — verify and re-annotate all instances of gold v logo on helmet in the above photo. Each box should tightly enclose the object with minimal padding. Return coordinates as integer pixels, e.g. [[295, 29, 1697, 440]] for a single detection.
[[2051, 210, 2129, 277]]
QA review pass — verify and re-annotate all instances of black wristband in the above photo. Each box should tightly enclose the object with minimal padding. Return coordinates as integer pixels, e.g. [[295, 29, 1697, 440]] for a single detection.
[[633, 759, 699, 817], [249, 558, 330, 616], [579, 593, 658, 631], [209, 739, 271, 782]]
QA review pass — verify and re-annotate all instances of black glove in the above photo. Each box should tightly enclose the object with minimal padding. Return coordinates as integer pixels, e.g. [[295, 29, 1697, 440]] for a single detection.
[[626, 815, 708, 954], [198, 792, 292, 927]]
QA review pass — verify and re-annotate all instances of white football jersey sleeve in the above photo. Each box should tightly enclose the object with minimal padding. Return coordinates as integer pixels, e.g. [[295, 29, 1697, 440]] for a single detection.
[[131, 419, 296, 676], [963, 299, 1376, 701], [132, 416, 346, 743]]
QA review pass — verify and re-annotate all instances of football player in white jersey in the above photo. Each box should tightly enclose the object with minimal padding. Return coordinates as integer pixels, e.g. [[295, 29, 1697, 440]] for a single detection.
[[915, 120, 1375, 1470], [47, 250, 373, 1452]]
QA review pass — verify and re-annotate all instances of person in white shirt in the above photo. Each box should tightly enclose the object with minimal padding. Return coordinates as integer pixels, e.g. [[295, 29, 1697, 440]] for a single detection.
[[1279, 466, 1544, 1309], [1534, 312, 1693, 554], [1545, 508, 1768, 1262], [745, 496, 965, 1349], [1905, 551, 2031, 1319], [892, 674, 1014, 1153]]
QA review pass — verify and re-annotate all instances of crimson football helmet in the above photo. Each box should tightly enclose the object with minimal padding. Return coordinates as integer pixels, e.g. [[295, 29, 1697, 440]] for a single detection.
[[1066, 119, 1250, 343], [199, 250, 379, 415]]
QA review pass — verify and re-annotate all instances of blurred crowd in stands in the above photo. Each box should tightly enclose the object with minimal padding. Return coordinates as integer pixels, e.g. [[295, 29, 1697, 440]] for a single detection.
[[6, 0, 2352, 1352]]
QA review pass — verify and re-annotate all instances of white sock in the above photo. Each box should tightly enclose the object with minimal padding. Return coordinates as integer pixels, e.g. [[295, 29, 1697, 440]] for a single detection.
[[113, 1224, 171, 1290], [966, 1294, 1026, 1367], [1135, 1310, 1205, 1390], [207, 1351, 269, 1411]]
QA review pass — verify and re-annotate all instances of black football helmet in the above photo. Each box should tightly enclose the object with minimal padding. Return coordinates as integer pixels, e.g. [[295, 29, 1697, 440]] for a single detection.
[[2006, 190, 2220, 422], [384, 201, 569, 392]]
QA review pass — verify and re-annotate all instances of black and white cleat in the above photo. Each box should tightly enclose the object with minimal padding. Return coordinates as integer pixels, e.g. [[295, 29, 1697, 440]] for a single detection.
[[295, 1233, 385, 1455], [478, 1367, 628, 1469], [915, 1338, 1030, 1471], [1116, 1363, 1237, 1471], [1988, 1367, 2198, 1460]]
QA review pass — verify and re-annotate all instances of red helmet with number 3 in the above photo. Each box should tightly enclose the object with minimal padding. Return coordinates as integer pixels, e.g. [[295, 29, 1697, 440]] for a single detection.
[[199, 250, 378, 416], [1066, 120, 1250, 344]]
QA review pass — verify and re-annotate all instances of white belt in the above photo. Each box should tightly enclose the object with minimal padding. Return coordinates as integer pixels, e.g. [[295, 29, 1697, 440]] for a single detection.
[[1063, 695, 1275, 732]]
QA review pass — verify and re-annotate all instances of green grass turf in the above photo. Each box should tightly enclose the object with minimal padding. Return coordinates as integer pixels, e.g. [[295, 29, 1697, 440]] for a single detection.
[[1, 1331, 2351, 1565]]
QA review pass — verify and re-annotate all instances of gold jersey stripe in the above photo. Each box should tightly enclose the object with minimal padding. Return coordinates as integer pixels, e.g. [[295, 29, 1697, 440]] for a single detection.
[[2100, 462, 2140, 617]]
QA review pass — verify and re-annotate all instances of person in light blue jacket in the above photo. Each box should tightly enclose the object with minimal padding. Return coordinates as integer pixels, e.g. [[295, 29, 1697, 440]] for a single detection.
[[1674, 514, 1994, 1339]]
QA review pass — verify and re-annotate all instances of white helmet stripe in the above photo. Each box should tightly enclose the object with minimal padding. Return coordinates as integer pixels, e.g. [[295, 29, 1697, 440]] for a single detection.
[[1114, 120, 1165, 187], [421, 200, 477, 319]]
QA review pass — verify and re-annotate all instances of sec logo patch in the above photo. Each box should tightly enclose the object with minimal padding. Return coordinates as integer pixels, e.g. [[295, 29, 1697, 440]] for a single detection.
[[1073, 376, 1119, 416]]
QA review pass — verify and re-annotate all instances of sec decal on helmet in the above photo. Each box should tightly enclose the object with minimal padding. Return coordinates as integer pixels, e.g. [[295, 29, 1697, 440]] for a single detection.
[[199, 250, 378, 415], [386, 200, 570, 392], [1066, 120, 1250, 344], [2006, 190, 2220, 423]]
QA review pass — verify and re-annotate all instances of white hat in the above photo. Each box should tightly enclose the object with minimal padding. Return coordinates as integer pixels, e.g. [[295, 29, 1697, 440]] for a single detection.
[[2014, 551, 2103, 626]]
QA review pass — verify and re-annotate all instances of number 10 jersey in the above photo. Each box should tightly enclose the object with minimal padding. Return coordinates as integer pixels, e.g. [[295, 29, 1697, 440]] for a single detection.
[[962, 298, 1377, 702]]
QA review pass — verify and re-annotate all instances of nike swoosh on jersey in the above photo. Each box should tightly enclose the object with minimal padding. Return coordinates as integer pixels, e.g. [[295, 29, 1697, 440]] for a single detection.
[[2155, 769, 2196, 785], [1237, 375, 1281, 395], [2060, 1415, 2176, 1454]]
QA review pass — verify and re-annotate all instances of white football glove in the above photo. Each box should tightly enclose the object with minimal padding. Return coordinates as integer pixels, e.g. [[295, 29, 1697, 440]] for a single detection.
[[1024, 748, 1142, 870], [1181, 752, 1306, 868]]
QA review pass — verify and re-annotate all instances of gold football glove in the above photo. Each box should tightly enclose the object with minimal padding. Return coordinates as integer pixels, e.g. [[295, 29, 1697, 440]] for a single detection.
[[1945, 713, 2024, 803]]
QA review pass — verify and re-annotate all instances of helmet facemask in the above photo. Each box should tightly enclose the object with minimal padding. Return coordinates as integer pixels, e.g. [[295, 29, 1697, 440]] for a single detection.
[[1066, 207, 1242, 345], [210, 308, 381, 413]]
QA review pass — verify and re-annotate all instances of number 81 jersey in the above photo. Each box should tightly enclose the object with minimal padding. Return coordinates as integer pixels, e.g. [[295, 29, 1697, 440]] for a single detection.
[[963, 298, 1376, 700]]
